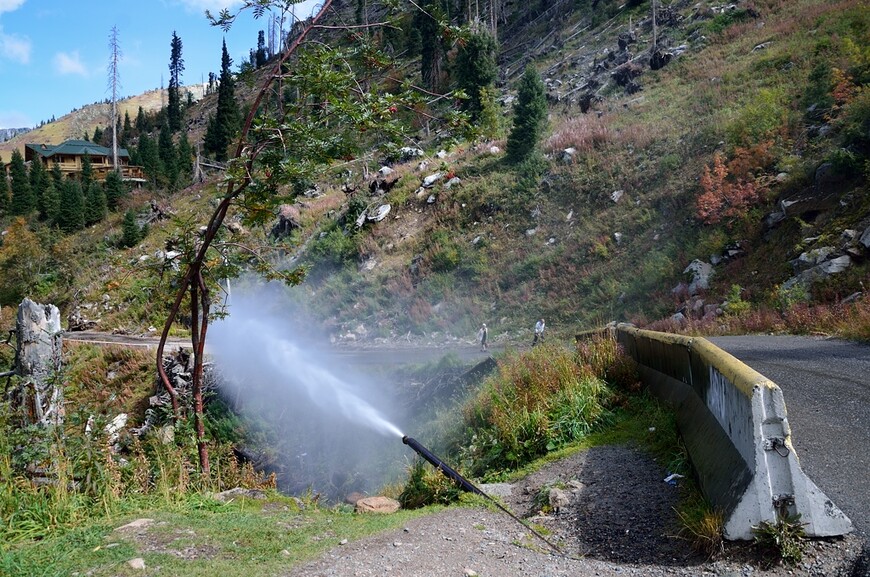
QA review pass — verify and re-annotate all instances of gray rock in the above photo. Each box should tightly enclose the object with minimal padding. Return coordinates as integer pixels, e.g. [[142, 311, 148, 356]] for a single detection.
[[820, 255, 852, 274], [860, 226, 870, 249], [611, 189, 624, 203], [683, 260, 714, 295], [422, 172, 443, 188]]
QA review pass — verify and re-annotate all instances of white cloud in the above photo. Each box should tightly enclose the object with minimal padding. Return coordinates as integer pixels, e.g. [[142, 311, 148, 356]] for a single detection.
[[54, 50, 88, 76], [0, 0, 26, 16], [0, 30, 30, 63], [0, 110, 32, 129]]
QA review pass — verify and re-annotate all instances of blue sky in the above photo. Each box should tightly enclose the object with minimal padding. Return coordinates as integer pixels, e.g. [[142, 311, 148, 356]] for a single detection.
[[0, 0, 317, 129]]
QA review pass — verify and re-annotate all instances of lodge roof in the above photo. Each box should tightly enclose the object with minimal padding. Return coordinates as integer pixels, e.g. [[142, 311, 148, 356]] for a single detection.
[[25, 139, 130, 159]]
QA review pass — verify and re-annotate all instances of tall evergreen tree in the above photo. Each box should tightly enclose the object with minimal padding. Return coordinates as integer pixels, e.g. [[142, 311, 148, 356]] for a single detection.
[[122, 111, 133, 144], [158, 120, 178, 189], [92, 126, 104, 144], [506, 65, 548, 164], [104, 170, 127, 211], [0, 154, 8, 213], [42, 180, 61, 225], [135, 106, 148, 133], [80, 155, 94, 193], [29, 157, 49, 220], [176, 132, 194, 186], [84, 181, 108, 226], [168, 32, 185, 132], [454, 31, 498, 121], [256, 30, 267, 67], [9, 149, 35, 215], [121, 209, 142, 248], [57, 179, 85, 232], [416, 1, 445, 90], [138, 133, 162, 187], [50, 160, 63, 190], [204, 39, 240, 161]]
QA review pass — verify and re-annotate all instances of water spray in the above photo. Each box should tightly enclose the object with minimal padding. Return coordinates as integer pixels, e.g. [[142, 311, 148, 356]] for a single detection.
[[401, 436, 568, 558]]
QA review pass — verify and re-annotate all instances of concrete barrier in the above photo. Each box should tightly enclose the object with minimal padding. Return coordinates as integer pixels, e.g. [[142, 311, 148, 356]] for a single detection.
[[613, 324, 853, 540]]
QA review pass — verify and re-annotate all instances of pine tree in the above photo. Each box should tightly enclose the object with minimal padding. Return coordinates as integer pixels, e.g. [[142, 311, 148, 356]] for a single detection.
[[50, 160, 63, 190], [123, 111, 133, 143], [93, 126, 104, 144], [256, 30, 267, 67], [159, 120, 178, 189], [0, 154, 8, 213], [42, 180, 61, 225], [137, 133, 162, 187], [121, 209, 142, 247], [454, 31, 498, 121], [104, 170, 127, 211], [80, 154, 94, 193], [204, 40, 240, 161], [176, 132, 194, 186], [135, 106, 147, 133], [9, 149, 35, 215], [168, 32, 185, 132], [57, 179, 85, 232], [416, 2, 444, 90], [84, 181, 108, 225], [506, 65, 548, 164], [29, 157, 49, 220]]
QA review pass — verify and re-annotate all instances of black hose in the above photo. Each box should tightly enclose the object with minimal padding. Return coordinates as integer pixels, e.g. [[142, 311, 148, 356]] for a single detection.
[[402, 435, 568, 558]]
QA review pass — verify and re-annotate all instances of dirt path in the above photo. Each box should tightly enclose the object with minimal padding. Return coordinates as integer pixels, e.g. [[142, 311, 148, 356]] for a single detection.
[[286, 444, 864, 577]]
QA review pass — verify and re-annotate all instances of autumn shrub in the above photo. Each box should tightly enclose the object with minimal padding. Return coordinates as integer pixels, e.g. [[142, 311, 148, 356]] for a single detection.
[[696, 153, 763, 225]]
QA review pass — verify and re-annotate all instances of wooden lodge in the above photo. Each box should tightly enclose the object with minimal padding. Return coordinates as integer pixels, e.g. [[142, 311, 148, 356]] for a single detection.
[[24, 140, 146, 184]]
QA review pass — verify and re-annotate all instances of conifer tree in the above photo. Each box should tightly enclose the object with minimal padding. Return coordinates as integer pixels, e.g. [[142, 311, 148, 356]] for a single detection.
[[93, 126, 104, 144], [159, 120, 178, 189], [121, 209, 142, 247], [57, 179, 85, 232], [506, 65, 548, 164], [416, 1, 444, 90], [454, 31, 498, 121], [9, 149, 35, 215], [122, 111, 133, 144], [80, 155, 94, 193], [0, 154, 8, 213], [137, 134, 162, 187], [135, 106, 147, 133], [42, 180, 61, 225], [104, 170, 127, 211], [176, 132, 194, 186], [50, 160, 63, 190], [256, 30, 267, 67], [168, 32, 185, 132], [204, 40, 240, 161], [85, 181, 108, 225], [29, 157, 49, 219]]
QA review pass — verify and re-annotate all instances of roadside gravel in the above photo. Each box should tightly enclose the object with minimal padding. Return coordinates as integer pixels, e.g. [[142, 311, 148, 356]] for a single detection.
[[286, 444, 864, 577]]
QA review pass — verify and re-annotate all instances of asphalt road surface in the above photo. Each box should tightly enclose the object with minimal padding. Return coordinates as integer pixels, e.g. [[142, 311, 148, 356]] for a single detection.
[[709, 335, 870, 540]]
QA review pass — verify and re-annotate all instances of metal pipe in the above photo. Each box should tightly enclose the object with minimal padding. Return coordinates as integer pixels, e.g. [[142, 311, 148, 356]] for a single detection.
[[402, 436, 485, 497]]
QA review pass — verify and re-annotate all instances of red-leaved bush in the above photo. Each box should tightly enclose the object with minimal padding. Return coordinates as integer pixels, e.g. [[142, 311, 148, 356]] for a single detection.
[[696, 153, 762, 225]]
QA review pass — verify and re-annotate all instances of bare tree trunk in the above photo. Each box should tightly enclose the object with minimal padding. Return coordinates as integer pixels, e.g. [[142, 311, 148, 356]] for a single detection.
[[13, 299, 63, 427]]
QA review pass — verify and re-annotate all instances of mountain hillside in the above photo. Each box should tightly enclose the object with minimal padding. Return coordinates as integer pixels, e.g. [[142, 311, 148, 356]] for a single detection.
[[1, 0, 868, 346], [0, 84, 207, 160]]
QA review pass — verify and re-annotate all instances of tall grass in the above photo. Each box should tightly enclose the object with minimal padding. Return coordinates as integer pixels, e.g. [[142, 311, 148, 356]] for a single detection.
[[460, 339, 618, 477]]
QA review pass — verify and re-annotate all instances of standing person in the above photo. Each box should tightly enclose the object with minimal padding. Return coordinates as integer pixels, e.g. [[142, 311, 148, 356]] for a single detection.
[[478, 323, 488, 351], [532, 318, 545, 346]]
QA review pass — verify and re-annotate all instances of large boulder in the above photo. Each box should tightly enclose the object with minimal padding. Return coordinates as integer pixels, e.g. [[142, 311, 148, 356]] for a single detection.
[[683, 260, 714, 295]]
